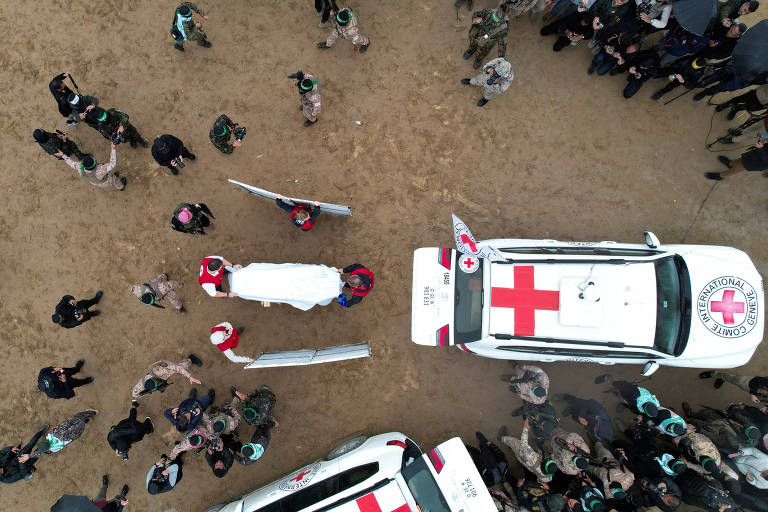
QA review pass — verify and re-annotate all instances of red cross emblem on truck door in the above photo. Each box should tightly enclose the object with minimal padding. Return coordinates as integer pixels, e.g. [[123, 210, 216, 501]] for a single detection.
[[491, 266, 559, 337], [710, 290, 745, 325]]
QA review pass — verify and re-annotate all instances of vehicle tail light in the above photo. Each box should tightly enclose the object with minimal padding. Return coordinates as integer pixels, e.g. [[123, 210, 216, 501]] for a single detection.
[[436, 325, 449, 347], [427, 448, 445, 473], [438, 248, 452, 270], [387, 440, 407, 449], [458, 344, 475, 353]]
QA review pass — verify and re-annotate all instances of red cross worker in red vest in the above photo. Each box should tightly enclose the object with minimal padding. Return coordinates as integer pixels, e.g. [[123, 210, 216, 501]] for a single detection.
[[336, 263, 374, 308], [275, 195, 321, 232], [210, 322, 254, 364], [199, 256, 242, 298]]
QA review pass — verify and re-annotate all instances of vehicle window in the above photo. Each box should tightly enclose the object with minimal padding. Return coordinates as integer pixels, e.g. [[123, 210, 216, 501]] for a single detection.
[[497, 346, 658, 359], [401, 457, 451, 512], [257, 502, 282, 512], [454, 253, 483, 343], [653, 256, 691, 356], [496, 247, 659, 256], [278, 463, 380, 512]]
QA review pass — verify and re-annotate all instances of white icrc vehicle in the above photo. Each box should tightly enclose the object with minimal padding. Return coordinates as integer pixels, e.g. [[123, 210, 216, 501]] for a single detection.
[[203, 433, 496, 512], [411, 232, 764, 374]]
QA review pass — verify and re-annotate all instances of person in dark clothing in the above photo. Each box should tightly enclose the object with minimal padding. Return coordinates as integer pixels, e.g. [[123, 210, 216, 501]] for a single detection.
[[629, 477, 682, 512], [682, 403, 760, 452], [556, 393, 614, 441], [706, 137, 768, 180], [589, 41, 639, 76], [49, 73, 77, 123], [146, 454, 183, 494], [0, 424, 48, 483], [33, 129, 84, 160], [37, 360, 93, 399], [676, 470, 740, 512], [68, 91, 100, 123], [52, 291, 103, 328], [589, 0, 632, 33], [513, 477, 567, 512], [92, 475, 129, 512], [275, 195, 321, 231], [696, 22, 746, 62], [315, 0, 339, 26], [651, 57, 711, 101], [107, 401, 155, 460], [466, 431, 509, 486], [596, 375, 659, 419], [236, 419, 277, 466], [165, 388, 215, 433], [616, 428, 686, 479], [714, 85, 768, 120], [151, 134, 196, 175], [337, 263, 374, 308], [512, 400, 561, 438], [719, 0, 759, 26], [621, 50, 660, 98], [727, 403, 768, 435], [701, 371, 768, 407], [171, 202, 215, 235], [692, 66, 747, 102], [205, 436, 235, 478], [540, 12, 595, 51]]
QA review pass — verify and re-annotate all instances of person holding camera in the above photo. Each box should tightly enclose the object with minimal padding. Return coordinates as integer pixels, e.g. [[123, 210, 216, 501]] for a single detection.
[[49, 73, 77, 124], [131, 355, 202, 399], [68, 91, 99, 125], [290, 70, 322, 127], [59, 139, 126, 191], [170, 2, 212, 52], [37, 360, 93, 400], [146, 454, 182, 494], [460, 57, 514, 107], [275, 195, 321, 231], [152, 134, 196, 175], [205, 436, 235, 478], [52, 291, 103, 328], [107, 401, 155, 461], [85, 107, 148, 149], [210, 114, 245, 154], [131, 273, 185, 312], [171, 202, 215, 235], [165, 387, 215, 433], [0, 423, 49, 483], [33, 129, 84, 161]]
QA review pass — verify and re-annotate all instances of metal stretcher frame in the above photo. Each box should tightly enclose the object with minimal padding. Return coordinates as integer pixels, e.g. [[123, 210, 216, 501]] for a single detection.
[[228, 179, 352, 216]]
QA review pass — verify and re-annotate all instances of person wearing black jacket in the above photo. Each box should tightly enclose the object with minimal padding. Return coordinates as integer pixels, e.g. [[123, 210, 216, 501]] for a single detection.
[[557, 393, 614, 441], [540, 11, 596, 51], [466, 431, 509, 486], [696, 23, 745, 62], [315, 0, 339, 27], [52, 291, 102, 328], [651, 57, 711, 101], [151, 134, 196, 175], [676, 470, 740, 512], [337, 263, 374, 308], [622, 49, 660, 98], [0, 424, 48, 483], [49, 73, 76, 124], [276, 196, 321, 231], [205, 435, 235, 478], [107, 401, 154, 461], [37, 360, 93, 399], [629, 477, 682, 512]]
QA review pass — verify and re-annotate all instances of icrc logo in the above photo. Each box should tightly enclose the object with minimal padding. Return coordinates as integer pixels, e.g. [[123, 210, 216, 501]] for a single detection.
[[697, 276, 759, 338]]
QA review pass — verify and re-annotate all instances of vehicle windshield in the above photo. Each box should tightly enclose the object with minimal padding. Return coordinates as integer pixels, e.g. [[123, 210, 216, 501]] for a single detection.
[[454, 252, 483, 344], [653, 256, 691, 356], [401, 457, 451, 512]]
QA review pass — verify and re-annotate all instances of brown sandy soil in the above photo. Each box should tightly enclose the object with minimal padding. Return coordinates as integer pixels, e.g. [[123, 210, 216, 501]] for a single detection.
[[0, 0, 766, 510]]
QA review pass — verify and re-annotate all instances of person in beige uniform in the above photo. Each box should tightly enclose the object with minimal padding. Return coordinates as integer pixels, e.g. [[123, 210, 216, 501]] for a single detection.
[[132, 356, 203, 399], [131, 273, 184, 312], [294, 73, 322, 127], [587, 442, 634, 500], [316, 7, 370, 53], [59, 140, 125, 191]]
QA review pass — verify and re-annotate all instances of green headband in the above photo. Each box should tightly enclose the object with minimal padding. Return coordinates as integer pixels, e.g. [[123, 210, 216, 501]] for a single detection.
[[492, 12, 501, 22], [243, 407, 259, 420], [215, 125, 227, 136], [82, 159, 96, 170], [97, 111, 107, 122], [745, 426, 759, 440]]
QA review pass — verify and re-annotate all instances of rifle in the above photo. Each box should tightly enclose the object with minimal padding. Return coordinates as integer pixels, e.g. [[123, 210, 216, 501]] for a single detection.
[[68, 74, 81, 93]]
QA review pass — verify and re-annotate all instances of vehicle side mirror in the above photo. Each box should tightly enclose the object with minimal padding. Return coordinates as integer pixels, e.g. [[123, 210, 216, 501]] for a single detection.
[[644, 231, 661, 248], [641, 361, 659, 376]]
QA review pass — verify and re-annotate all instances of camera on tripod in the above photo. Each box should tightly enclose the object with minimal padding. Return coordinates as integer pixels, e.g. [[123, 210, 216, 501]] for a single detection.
[[233, 126, 247, 142]]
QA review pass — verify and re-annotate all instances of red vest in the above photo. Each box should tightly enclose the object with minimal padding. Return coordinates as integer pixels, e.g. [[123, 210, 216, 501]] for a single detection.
[[290, 206, 315, 231], [350, 267, 374, 297], [199, 257, 224, 287], [211, 325, 239, 351]]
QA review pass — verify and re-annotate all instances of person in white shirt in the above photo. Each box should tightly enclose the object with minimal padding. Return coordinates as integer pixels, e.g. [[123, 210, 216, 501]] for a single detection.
[[210, 322, 253, 364], [728, 447, 768, 489]]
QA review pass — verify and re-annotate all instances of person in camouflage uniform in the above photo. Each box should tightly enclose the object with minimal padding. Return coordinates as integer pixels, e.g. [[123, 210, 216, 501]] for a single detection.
[[171, 2, 211, 51], [673, 428, 725, 476], [242, 386, 277, 427], [85, 107, 147, 149], [131, 273, 184, 312], [169, 427, 212, 460], [293, 73, 322, 127], [131, 355, 203, 399], [33, 129, 84, 160], [461, 57, 514, 106], [209, 389, 247, 437], [500, 420, 558, 483], [171, 202, 215, 235], [587, 442, 634, 500], [27, 409, 98, 460], [546, 428, 590, 476], [464, 8, 509, 69], [503, 364, 550, 405], [60, 140, 125, 191], [499, 0, 540, 18], [209, 114, 242, 154], [316, 7, 370, 53], [513, 479, 566, 512]]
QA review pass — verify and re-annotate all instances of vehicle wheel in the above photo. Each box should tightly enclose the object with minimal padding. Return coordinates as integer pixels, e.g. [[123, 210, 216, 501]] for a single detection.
[[328, 436, 367, 460]]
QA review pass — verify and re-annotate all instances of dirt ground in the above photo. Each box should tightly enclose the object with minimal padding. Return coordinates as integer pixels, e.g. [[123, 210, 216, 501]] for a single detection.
[[0, 0, 766, 510]]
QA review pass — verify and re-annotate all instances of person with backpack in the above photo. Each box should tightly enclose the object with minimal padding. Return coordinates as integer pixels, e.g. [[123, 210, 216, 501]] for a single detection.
[[587, 442, 634, 501], [131, 355, 202, 399], [171, 203, 215, 235], [131, 272, 185, 313], [170, 3, 212, 52], [242, 386, 278, 427], [37, 360, 93, 399], [107, 401, 155, 461]]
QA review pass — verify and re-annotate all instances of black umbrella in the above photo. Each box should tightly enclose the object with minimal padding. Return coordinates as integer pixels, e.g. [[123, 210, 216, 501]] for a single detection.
[[50, 495, 100, 512], [732, 19, 768, 85], [671, 0, 718, 36]]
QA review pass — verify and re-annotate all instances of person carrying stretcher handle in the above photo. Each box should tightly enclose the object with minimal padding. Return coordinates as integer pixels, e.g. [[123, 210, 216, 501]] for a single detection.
[[336, 263, 374, 308]]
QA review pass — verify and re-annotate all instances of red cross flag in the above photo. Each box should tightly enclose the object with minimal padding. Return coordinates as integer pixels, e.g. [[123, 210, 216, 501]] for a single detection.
[[452, 214, 506, 262]]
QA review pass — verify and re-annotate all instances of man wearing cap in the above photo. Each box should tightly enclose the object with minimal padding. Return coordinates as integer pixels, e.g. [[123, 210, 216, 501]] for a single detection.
[[49, 73, 77, 124], [461, 57, 514, 107], [171, 2, 212, 52], [293, 72, 322, 127], [595, 375, 659, 420], [556, 393, 614, 442], [165, 387, 215, 434], [33, 129, 84, 160], [199, 256, 242, 298], [316, 7, 370, 53], [209, 114, 242, 154], [60, 140, 125, 191], [107, 401, 155, 461], [464, 8, 509, 70], [503, 364, 549, 405], [0, 424, 49, 483], [131, 355, 202, 400], [336, 263, 374, 308], [152, 134, 196, 175], [171, 202, 215, 235], [641, 406, 687, 437], [86, 107, 148, 149], [131, 273, 184, 312], [674, 428, 724, 476], [52, 291, 103, 328], [205, 436, 235, 478], [37, 360, 93, 400], [587, 442, 634, 501], [68, 91, 99, 123], [547, 429, 591, 476], [210, 322, 254, 364], [275, 195, 321, 232], [500, 420, 557, 483]]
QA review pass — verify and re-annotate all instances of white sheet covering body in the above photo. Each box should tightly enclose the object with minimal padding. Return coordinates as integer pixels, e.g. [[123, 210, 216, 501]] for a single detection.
[[228, 263, 342, 311]]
